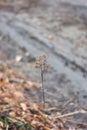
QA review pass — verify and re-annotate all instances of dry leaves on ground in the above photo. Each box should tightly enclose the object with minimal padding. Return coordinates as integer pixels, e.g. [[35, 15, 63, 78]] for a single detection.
[[0, 64, 68, 130], [0, 64, 86, 130]]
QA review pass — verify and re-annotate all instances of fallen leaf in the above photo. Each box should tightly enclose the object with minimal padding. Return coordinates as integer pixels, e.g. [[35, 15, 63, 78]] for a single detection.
[[20, 103, 27, 111]]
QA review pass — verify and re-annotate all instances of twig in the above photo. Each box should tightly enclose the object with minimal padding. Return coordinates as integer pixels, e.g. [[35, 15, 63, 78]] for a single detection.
[[63, 97, 76, 108], [56, 110, 87, 118]]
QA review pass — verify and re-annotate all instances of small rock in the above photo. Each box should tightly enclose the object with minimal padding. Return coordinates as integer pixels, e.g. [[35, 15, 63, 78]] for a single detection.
[[15, 55, 22, 62]]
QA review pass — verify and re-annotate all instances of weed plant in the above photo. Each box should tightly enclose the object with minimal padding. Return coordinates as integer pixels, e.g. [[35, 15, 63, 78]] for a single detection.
[[35, 54, 50, 107]]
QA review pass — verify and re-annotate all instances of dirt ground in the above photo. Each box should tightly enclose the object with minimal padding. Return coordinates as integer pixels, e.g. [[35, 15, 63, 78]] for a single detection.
[[0, 0, 87, 129]]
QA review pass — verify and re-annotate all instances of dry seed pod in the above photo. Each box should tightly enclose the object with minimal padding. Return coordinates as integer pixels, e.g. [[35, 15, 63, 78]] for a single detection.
[[35, 61, 41, 68], [44, 63, 50, 70], [35, 54, 50, 71], [42, 54, 48, 59], [35, 64, 40, 68], [36, 54, 48, 61]]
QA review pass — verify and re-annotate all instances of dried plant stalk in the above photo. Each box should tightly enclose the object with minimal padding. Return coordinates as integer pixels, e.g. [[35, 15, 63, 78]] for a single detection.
[[35, 54, 50, 107]]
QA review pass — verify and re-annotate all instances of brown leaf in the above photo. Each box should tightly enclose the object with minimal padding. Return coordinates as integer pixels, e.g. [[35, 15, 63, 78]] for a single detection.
[[20, 103, 27, 111]]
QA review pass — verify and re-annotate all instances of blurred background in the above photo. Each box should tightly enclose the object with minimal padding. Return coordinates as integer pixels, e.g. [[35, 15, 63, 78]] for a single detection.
[[0, 0, 87, 108]]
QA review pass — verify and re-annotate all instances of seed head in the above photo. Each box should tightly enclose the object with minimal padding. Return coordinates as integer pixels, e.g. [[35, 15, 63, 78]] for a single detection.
[[35, 54, 50, 71]]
